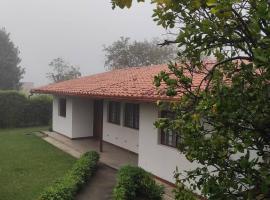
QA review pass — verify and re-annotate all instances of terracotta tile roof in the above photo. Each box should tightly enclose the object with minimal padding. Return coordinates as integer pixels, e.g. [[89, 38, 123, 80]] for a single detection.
[[32, 64, 206, 102]]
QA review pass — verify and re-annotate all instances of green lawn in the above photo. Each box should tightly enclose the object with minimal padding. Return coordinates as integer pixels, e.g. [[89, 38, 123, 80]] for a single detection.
[[0, 127, 76, 200]]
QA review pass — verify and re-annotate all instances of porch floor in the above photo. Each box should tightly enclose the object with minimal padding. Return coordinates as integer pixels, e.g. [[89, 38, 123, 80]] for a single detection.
[[42, 131, 138, 169]]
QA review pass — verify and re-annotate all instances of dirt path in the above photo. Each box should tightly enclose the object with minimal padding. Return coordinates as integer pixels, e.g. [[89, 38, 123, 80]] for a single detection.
[[76, 163, 117, 200]]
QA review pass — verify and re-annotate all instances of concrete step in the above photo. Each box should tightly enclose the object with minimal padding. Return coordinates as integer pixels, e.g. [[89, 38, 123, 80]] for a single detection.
[[42, 131, 84, 154], [44, 137, 81, 158]]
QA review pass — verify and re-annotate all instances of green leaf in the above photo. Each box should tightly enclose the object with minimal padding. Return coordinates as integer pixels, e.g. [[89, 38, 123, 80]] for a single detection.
[[206, 0, 217, 7]]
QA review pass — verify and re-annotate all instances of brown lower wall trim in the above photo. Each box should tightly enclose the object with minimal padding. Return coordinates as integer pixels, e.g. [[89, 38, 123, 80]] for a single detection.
[[103, 140, 138, 156], [71, 136, 95, 140], [153, 175, 207, 200], [153, 174, 176, 187]]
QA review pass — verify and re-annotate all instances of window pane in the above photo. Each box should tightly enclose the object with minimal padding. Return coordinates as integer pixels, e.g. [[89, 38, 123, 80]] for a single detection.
[[59, 98, 66, 117], [167, 131, 174, 146], [133, 104, 139, 129], [108, 101, 120, 124], [160, 111, 179, 148], [125, 104, 133, 127], [124, 103, 139, 129]]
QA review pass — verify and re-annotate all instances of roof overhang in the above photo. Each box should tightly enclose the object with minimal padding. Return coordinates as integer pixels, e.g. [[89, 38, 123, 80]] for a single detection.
[[31, 89, 179, 103]]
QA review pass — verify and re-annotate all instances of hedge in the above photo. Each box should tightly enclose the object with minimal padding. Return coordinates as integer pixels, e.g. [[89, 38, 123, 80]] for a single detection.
[[0, 90, 52, 128], [113, 165, 164, 200], [39, 151, 100, 200]]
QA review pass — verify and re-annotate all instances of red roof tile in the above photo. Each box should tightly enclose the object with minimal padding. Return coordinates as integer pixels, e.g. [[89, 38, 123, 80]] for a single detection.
[[32, 65, 205, 102]]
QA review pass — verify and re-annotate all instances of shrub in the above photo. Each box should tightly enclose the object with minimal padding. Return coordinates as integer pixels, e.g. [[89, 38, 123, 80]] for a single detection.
[[39, 151, 100, 200], [0, 90, 52, 128], [0, 91, 27, 127], [23, 95, 52, 126], [113, 165, 164, 200]]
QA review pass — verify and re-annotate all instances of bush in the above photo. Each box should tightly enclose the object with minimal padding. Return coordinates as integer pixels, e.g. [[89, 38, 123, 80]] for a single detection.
[[39, 151, 100, 200], [23, 95, 52, 126], [0, 90, 52, 128], [0, 91, 27, 127], [113, 165, 164, 200]]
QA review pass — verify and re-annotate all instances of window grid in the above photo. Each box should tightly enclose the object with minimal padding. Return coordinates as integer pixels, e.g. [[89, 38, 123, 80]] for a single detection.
[[160, 111, 179, 148], [59, 98, 66, 117], [124, 103, 139, 129], [108, 101, 121, 125]]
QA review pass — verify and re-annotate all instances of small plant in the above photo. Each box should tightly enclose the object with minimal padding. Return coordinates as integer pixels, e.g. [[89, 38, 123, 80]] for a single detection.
[[39, 151, 99, 200], [113, 165, 164, 200]]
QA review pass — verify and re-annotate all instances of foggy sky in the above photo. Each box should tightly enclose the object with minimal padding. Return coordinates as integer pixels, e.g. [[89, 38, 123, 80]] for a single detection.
[[0, 0, 165, 86]]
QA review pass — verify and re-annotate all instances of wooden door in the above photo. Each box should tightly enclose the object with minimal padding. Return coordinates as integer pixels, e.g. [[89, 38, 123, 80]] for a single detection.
[[93, 100, 103, 151]]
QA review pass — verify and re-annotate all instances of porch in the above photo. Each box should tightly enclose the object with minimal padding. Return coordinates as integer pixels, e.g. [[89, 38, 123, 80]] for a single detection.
[[42, 131, 175, 200], [42, 131, 138, 169]]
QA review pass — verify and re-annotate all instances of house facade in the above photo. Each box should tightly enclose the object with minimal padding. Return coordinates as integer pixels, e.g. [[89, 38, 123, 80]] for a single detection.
[[33, 65, 202, 184]]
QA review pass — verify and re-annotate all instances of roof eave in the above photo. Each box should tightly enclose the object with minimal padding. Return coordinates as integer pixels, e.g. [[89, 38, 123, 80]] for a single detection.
[[31, 89, 179, 103]]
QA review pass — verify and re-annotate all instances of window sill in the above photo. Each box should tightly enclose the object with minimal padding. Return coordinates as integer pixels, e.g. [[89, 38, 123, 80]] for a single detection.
[[158, 143, 179, 152], [107, 121, 121, 126], [123, 125, 139, 131]]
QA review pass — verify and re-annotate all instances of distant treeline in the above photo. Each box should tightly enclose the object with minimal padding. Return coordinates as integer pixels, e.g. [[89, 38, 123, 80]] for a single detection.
[[0, 91, 52, 128]]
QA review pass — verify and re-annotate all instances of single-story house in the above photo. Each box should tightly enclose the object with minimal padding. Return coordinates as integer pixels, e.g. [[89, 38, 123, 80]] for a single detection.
[[32, 65, 204, 184]]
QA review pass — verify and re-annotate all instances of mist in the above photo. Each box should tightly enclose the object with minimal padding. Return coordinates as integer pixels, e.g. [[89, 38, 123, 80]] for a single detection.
[[0, 0, 165, 86]]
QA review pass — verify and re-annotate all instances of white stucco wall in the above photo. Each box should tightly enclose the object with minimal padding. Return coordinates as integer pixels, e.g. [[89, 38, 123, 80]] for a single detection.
[[52, 96, 73, 138], [103, 100, 139, 153], [72, 98, 94, 138], [138, 103, 199, 183], [52, 96, 199, 183], [52, 96, 93, 138]]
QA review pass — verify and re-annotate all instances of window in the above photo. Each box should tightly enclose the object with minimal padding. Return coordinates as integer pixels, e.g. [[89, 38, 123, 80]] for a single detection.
[[108, 101, 121, 124], [59, 98, 66, 117], [160, 111, 180, 148], [124, 103, 139, 129]]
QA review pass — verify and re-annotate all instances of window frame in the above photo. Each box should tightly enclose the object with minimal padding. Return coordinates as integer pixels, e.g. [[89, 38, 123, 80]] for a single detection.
[[124, 103, 140, 130], [107, 101, 121, 125], [159, 111, 180, 148], [58, 98, 66, 117]]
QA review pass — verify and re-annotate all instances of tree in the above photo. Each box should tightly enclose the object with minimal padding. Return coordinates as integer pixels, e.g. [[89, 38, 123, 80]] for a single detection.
[[0, 28, 24, 90], [112, 0, 270, 199], [103, 37, 176, 70], [47, 58, 81, 83]]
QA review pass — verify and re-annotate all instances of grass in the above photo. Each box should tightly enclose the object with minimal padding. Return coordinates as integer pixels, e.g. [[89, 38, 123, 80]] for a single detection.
[[0, 126, 76, 200]]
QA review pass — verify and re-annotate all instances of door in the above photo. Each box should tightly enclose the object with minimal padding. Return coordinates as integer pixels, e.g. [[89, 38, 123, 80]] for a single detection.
[[93, 100, 103, 151]]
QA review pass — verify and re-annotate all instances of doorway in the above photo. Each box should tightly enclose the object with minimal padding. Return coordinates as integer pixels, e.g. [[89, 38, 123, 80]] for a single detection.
[[93, 100, 103, 151]]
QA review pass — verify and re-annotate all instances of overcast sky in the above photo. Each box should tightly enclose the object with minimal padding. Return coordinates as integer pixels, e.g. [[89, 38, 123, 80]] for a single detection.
[[0, 0, 165, 86]]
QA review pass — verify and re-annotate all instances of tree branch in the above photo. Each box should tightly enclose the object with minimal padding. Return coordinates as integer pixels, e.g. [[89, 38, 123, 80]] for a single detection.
[[198, 56, 252, 92]]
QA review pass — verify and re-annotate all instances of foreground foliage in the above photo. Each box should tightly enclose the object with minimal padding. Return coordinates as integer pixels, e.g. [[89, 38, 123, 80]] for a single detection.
[[0, 91, 52, 128], [39, 151, 99, 200], [112, 0, 270, 199], [113, 165, 164, 200], [0, 127, 75, 200]]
